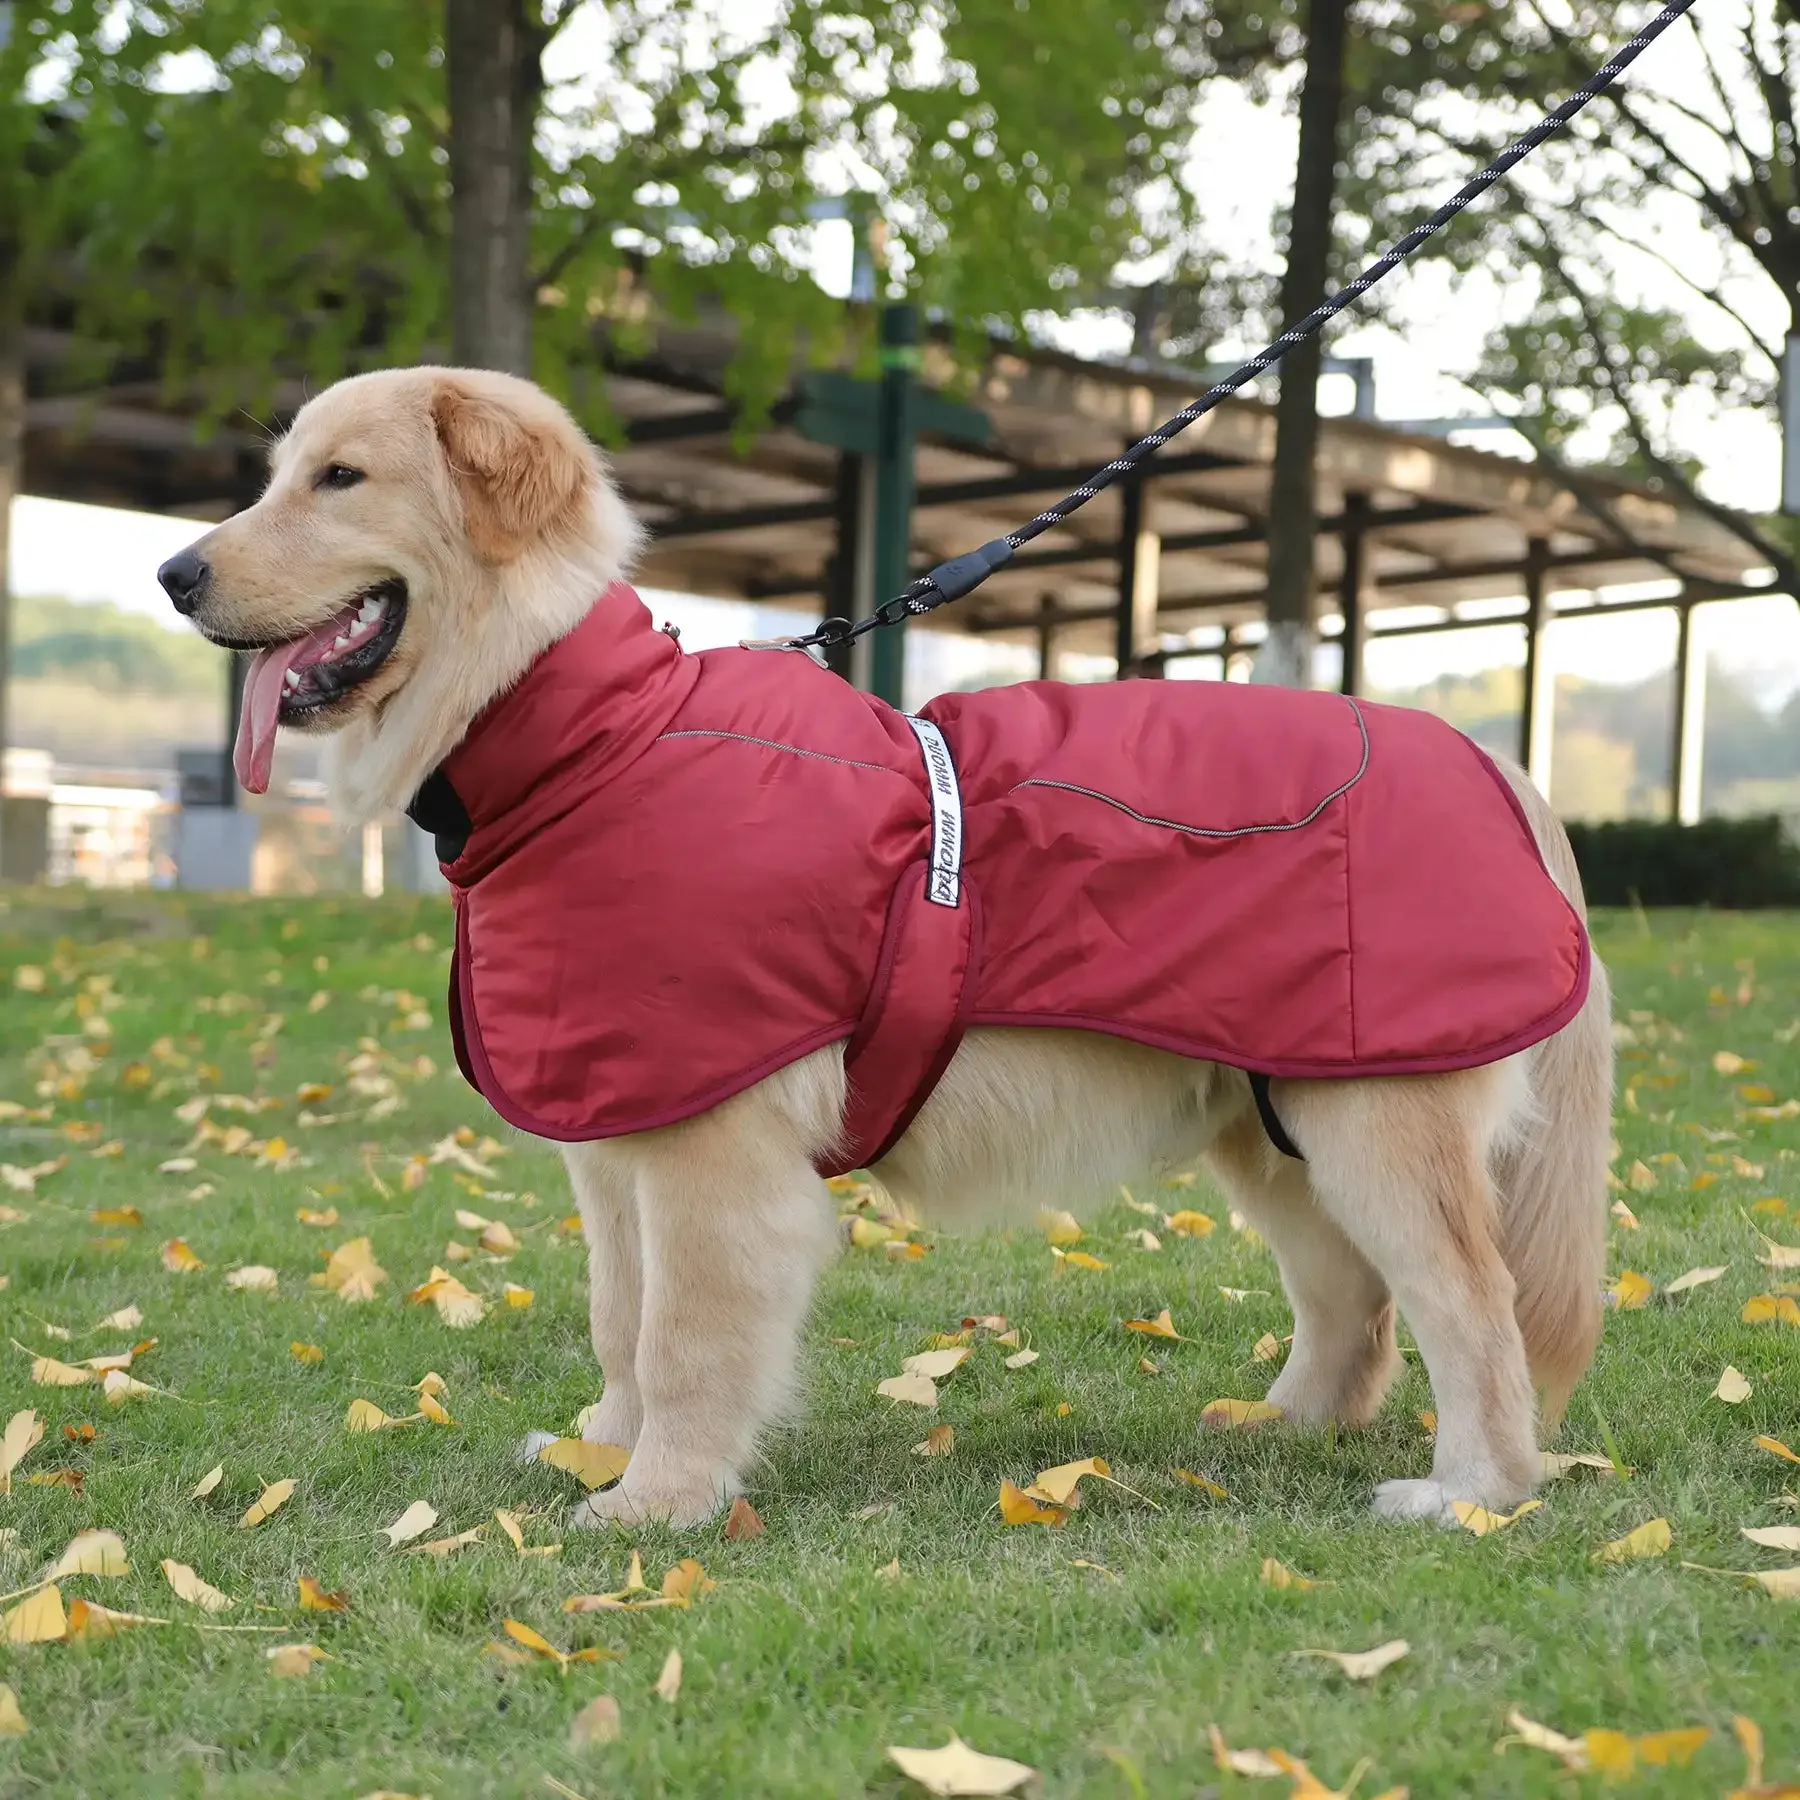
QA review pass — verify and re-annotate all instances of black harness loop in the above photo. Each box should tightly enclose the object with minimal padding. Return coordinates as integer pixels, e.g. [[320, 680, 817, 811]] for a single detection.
[[1249, 1072, 1305, 1162]]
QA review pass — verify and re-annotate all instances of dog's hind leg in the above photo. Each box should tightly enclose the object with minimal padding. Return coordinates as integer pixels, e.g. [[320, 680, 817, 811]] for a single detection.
[[1278, 1066, 1541, 1523], [571, 1058, 842, 1529], [563, 1143, 645, 1452], [1203, 1106, 1398, 1428]]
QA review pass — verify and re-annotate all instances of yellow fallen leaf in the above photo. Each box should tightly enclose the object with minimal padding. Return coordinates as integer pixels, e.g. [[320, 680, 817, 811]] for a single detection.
[[408, 1526, 485, 1557], [659, 1557, 716, 1607], [1665, 1265, 1728, 1295], [1050, 1247, 1108, 1271], [1760, 1240, 1800, 1271], [295, 1206, 338, 1227], [479, 1221, 519, 1257], [1594, 1517, 1672, 1562], [297, 1576, 350, 1612], [101, 1369, 157, 1406], [1627, 1160, 1657, 1192], [48, 1529, 128, 1580], [418, 1390, 453, 1426], [504, 1283, 535, 1309], [0, 1684, 26, 1737], [0, 1409, 45, 1495], [887, 1736, 1037, 1797], [1202, 1398, 1283, 1428], [161, 1559, 233, 1612], [569, 1693, 622, 1746], [1497, 1710, 1588, 1768], [406, 1266, 485, 1326], [265, 1643, 328, 1677], [379, 1501, 439, 1548], [654, 1646, 682, 1703], [1218, 1288, 1271, 1303], [290, 1342, 323, 1365], [1743, 1295, 1800, 1326], [1608, 1269, 1652, 1310], [998, 1480, 1067, 1527], [1028, 1457, 1112, 1506], [297, 1082, 333, 1105], [1451, 1498, 1542, 1536], [725, 1496, 765, 1540], [311, 1236, 387, 1302], [903, 1348, 971, 1381], [1715, 1366, 1753, 1404], [66, 1600, 165, 1640], [1736, 1714, 1766, 1788], [4, 1584, 66, 1644], [1260, 1558, 1318, 1591], [224, 1265, 279, 1294], [160, 1238, 205, 1274], [1175, 1469, 1229, 1499], [913, 1425, 955, 1458], [1124, 1309, 1185, 1341], [191, 1464, 224, 1500], [849, 1218, 896, 1249], [1209, 1725, 1287, 1778], [241, 1479, 296, 1528], [1610, 1199, 1639, 1228], [95, 1306, 141, 1332], [1681, 1560, 1800, 1599], [1252, 1333, 1284, 1363], [877, 1371, 939, 1409], [1757, 1435, 1800, 1465], [1741, 1525, 1800, 1552], [1165, 1210, 1214, 1237], [29, 1353, 93, 1388], [537, 1438, 630, 1489], [1714, 1050, 1751, 1075], [454, 1208, 491, 1231], [1540, 1451, 1623, 1480], [1037, 1207, 1084, 1246], [345, 1399, 409, 1433], [1002, 1348, 1039, 1370], [90, 1206, 141, 1227], [1293, 1639, 1410, 1681], [1131, 1229, 1161, 1251]]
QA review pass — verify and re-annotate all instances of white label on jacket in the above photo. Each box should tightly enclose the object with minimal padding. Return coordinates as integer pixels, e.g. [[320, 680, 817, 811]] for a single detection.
[[905, 716, 963, 908]]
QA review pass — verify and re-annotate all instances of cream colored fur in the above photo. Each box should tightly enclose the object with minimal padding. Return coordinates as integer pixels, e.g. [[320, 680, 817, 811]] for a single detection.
[[172, 366, 1615, 1531]]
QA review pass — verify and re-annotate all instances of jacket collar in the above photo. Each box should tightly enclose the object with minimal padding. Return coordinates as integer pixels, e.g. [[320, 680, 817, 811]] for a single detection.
[[407, 581, 699, 877]]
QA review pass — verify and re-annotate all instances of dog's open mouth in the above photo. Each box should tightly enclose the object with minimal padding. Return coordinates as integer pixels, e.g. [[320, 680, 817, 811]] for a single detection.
[[232, 580, 407, 795]]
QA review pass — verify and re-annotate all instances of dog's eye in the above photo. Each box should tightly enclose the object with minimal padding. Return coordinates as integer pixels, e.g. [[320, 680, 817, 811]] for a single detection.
[[315, 464, 365, 491]]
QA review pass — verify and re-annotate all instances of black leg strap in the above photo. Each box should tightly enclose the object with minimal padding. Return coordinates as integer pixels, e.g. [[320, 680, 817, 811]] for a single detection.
[[1248, 1071, 1305, 1161]]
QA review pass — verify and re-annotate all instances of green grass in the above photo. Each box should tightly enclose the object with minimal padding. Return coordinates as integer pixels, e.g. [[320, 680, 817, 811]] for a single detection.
[[0, 893, 1796, 1800]]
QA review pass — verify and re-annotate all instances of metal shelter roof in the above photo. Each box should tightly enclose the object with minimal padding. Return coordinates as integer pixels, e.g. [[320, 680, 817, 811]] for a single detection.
[[21, 316, 1769, 663]]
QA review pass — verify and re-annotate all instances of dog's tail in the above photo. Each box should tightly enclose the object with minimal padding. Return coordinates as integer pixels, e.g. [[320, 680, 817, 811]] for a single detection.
[[1489, 757, 1613, 1431]]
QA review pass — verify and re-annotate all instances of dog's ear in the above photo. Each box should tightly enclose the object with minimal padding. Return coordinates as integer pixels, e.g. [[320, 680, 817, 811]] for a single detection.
[[430, 377, 589, 564]]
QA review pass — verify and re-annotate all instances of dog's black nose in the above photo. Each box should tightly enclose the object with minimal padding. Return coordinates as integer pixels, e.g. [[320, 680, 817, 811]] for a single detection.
[[157, 547, 211, 615]]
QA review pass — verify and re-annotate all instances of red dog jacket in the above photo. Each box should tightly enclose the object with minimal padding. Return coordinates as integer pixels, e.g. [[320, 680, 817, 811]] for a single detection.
[[412, 582, 1589, 1177]]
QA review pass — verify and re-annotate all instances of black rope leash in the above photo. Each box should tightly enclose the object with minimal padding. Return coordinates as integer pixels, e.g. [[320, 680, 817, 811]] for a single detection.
[[778, 0, 1699, 655]]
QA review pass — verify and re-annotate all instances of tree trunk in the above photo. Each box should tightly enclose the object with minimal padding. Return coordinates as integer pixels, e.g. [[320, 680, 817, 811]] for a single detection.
[[0, 250, 22, 874], [445, 0, 544, 374], [1255, 0, 1350, 688]]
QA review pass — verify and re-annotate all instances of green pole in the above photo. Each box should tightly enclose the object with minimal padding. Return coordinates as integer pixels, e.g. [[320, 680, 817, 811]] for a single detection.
[[870, 302, 919, 706]]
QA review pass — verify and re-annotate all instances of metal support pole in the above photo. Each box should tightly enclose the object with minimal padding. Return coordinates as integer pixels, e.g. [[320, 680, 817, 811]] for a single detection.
[[1671, 596, 1707, 824], [1337, 491, 1369, 696], [1114, 473, 1161, 678], [1034, 594, 1059, 682], [221, 653, 246, 808], [1518, 537, 1554, 793], [824, 450, 866, 684], [869, 302, 918, 706]]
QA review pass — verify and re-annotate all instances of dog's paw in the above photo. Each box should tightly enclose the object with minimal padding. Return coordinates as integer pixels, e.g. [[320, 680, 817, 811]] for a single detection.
[[517, 1429, 561, 1466], [569, 1481, 724, 1532], [1370, 1478, 1462, 1525]]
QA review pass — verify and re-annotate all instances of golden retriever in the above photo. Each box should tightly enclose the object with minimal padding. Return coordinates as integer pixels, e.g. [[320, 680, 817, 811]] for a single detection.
[[160, 366, 1614, 1529]]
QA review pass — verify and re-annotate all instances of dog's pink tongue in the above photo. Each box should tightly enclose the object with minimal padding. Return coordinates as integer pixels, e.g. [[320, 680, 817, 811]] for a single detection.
[[234, 645, 303, 795]]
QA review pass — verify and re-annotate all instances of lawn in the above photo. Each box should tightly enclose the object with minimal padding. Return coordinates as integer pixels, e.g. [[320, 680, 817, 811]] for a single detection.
[[0, 891, 1796, 1800]]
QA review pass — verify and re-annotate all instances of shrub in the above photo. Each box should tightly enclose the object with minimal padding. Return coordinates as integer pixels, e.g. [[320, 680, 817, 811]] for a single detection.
[[1563, 814, 1800, 909]]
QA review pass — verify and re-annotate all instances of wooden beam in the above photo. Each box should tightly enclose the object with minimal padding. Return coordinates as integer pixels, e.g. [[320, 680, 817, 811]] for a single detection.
[[1338, 492, 1370, 697], [1519, 537, 1553, 792]]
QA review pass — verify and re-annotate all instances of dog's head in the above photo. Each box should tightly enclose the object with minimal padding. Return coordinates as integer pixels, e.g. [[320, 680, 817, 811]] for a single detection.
[[160, 367, 641, 809]]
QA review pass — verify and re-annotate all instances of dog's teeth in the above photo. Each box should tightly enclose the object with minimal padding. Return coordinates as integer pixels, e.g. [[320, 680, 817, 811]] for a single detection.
[[358, 600, 382, 623], [283, 671, 300, 691], [333, 634, 351, 649]]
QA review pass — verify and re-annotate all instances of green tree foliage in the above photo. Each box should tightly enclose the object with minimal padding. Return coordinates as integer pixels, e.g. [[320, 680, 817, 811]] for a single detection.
[[1334, 0, 1795, 589]]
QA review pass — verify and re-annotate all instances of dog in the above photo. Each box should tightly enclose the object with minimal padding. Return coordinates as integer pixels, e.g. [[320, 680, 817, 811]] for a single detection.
[[158, 365, 1614, 1530]]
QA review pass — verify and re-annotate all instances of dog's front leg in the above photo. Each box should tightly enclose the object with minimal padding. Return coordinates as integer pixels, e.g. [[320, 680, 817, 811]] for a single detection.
[[571, 1097, 837, 1530], [562, 1142, 645, 1451]]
